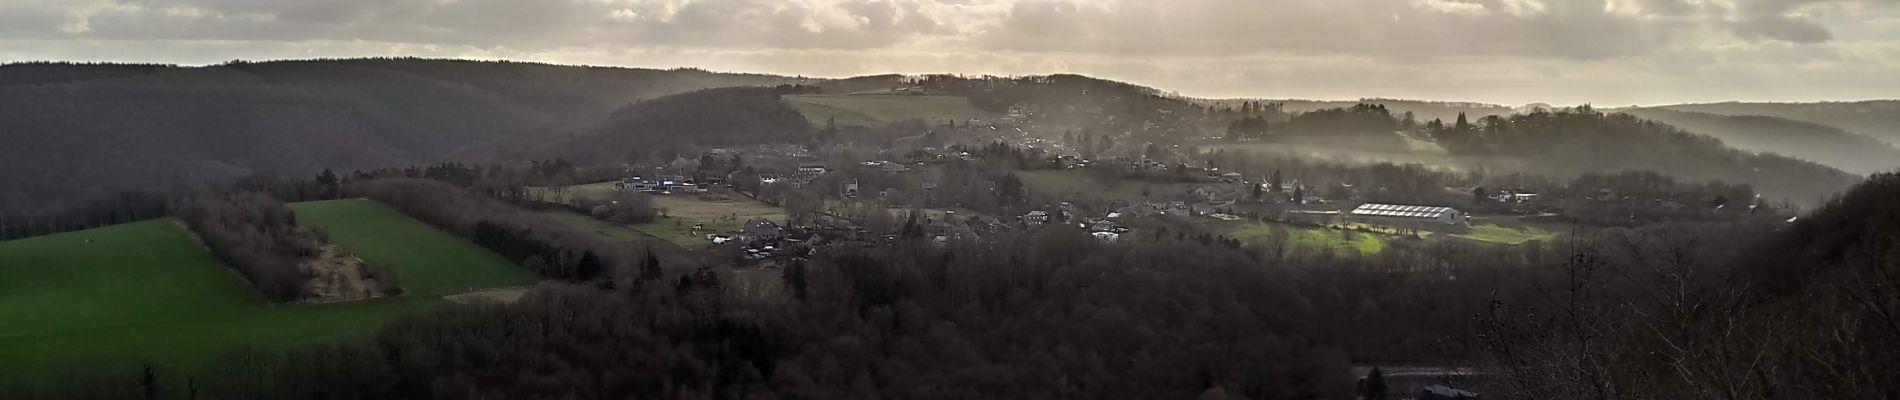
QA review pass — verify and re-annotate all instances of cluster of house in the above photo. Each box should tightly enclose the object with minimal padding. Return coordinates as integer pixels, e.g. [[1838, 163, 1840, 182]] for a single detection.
[[1012, 203, 1134, 242], [758, 163, 832, 188], [1484, 188, 1541, 203], [1114, 201, 1212, 219], [859, 160, 913, 174]]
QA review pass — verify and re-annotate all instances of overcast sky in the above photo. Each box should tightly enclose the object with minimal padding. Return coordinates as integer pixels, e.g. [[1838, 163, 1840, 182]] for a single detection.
[[3, 0, 1897, 105]]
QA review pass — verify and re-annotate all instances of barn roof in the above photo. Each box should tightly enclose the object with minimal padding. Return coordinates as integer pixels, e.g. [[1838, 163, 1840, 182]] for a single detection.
[[1349, 203, 1459, 219]]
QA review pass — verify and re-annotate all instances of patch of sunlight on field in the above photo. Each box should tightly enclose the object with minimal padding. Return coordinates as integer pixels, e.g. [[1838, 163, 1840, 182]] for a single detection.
[[1219, 220, 1388, 255], [1451, 223, 1560, 245]]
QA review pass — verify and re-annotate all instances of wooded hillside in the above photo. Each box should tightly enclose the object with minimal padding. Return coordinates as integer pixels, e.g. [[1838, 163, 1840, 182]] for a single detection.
[[0, 59, 801, 215], [1619, 108, 1900, 174], [1653, 100, 1900, 145]]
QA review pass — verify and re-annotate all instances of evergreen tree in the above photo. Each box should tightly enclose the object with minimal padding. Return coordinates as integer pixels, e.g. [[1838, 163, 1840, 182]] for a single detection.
[[576, 250, 603, 281], [783, 259, 809, 300], [1363, 367, 1388, 400], [642, 248, 662, 281], [315, 169, 340, 199]]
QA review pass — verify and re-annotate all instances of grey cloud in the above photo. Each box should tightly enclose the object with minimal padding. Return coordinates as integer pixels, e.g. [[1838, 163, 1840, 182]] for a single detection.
[[2, 0, 1899, 105], [978, 0, 1678, 60], [66, 0, 954, 51], [1733, 15, 1836, 43], [0, 0, 77, 37]]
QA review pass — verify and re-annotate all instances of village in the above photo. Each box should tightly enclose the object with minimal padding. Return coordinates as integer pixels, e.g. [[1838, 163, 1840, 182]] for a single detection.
[[531, 103, 1766, 276]]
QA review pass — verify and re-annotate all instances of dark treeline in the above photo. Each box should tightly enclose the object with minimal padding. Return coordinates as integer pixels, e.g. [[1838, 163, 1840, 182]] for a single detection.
[[0, 190, 173, 241], [346, 178, 633, 282], [1, 158, 610, 242], [173, 193, 315, 301], [1272, 104, 1410, 152], [579, 192, 660, 225], [1554, 170, 1769, 225], [1198, 147, 1789, 223], [172, 193, 397, 302]]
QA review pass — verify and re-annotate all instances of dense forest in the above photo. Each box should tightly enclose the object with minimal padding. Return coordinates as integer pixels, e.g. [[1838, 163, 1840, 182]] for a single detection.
[[1267, 98, 1514, 126], [1617, 108, 1900, 174], [1272, 104, 1411, 152], [1473, 172, 1900, 398], [0, 59, 802, 216], [463, 86, 819, 165]]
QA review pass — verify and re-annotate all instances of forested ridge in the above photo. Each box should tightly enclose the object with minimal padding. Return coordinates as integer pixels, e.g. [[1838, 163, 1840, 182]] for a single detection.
[[1469, 172, 1900, 398], [0, 58, 802, 215], [1425, 107, 1858, 203], [461, 86, 819, 165], [1617, 108, 1900, 174], [1652, 100, 1900, 145]]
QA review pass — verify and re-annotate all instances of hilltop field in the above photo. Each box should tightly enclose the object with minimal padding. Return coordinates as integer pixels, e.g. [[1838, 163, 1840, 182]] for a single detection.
[[783, 92, 992, 127], [0, 200, 530, 378], [530, 183, 788, 247]]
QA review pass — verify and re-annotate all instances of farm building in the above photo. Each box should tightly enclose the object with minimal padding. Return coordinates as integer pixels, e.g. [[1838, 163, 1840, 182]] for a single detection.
[[1349, 203, 1469, 226], [743, 218, 782, 243]]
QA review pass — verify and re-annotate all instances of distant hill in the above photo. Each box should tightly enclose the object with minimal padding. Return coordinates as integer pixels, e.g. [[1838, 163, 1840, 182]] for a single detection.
[[458, 86, 818, 165], [1650, 101, 1900, 145], [1264, 99, 1514, 124], [1618, 108, 1900, 174], [1425, 107, 1860, 204], [0, 59, 804, 214]]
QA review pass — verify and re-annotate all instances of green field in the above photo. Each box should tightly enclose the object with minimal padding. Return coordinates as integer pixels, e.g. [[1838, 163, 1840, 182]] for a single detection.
[[290, 199, 533, 296], [1219, 221, 1389, 255], [548, 211, 660, 242], [531, 183, 788, 247], [635, 193, 787, 246], [0, 220, 449, 377], [784, 93, 991, 127], [1450, 222, 1562, 245]]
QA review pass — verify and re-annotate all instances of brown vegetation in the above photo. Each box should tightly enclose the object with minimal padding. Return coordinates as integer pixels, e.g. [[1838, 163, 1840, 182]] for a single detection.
[[173, 192, 397, 302]]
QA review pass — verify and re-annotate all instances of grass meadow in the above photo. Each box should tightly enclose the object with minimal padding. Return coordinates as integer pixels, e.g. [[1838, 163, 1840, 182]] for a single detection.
[[1, 199, 531, 379]]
